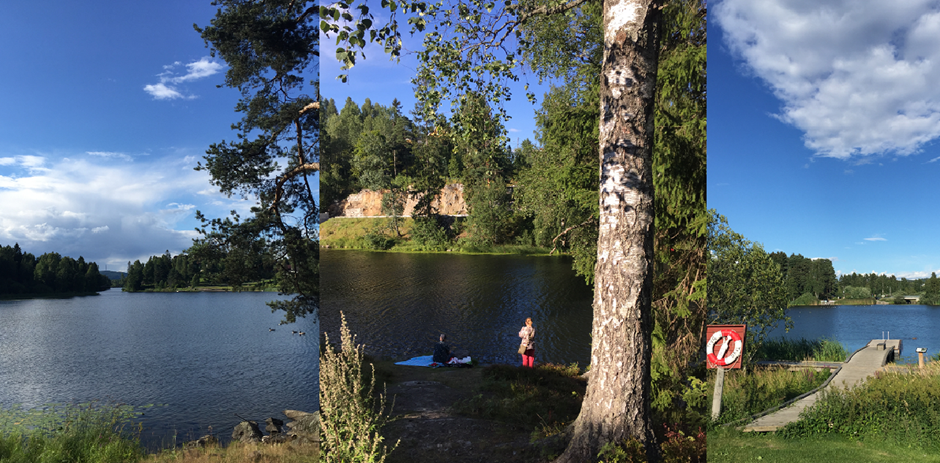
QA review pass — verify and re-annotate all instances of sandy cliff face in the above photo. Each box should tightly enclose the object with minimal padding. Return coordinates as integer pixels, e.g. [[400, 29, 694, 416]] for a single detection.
[[327, 184, 468, 218]]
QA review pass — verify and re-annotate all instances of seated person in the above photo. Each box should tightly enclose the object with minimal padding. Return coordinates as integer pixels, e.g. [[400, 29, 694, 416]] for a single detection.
[[432, 334, 455, 364]]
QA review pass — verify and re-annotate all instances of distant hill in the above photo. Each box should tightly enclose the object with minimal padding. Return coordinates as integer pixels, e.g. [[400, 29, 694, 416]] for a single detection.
[[101, 270, 126, 281]]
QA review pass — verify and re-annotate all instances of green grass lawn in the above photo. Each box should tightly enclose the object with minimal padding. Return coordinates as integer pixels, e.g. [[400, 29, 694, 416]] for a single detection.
[[709, 428, 940, 463]]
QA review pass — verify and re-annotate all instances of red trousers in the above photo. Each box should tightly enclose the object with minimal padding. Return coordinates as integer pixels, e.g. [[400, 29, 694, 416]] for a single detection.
[[522, 349, 535, 368]]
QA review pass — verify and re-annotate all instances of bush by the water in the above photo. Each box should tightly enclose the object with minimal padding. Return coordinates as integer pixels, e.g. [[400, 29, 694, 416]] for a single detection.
[[789, 292, 819, 306], [0, 402, 145, 463], [709, 366, 830, 426], [779, 363, 940, 450], [754, 337, 849, 362]]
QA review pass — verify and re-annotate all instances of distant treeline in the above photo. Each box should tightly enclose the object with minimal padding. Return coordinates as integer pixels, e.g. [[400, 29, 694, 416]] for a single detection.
[[122, 245, 277, 292], [768, 250, 940, 305], [0, 243, 111, 295], [839, 270, 940, 304]]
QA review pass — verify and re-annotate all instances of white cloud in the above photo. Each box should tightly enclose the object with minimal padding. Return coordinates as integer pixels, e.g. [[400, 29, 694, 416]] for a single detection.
[[0, 153, 250, 270], [864, 236, 887, 241], [87, 151, 133, 162], [174, 57, 224, 82], [144, 82, 187, 100], [144, 57, 223, 100], [715, 0, 940, 159]]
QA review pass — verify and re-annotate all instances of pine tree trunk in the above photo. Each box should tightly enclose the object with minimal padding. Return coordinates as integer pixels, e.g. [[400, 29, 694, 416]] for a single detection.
[[555, 0, 661, 461]]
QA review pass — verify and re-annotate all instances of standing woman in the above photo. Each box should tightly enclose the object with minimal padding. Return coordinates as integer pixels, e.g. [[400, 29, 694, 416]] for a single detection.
[[518, 317, 536, 368]]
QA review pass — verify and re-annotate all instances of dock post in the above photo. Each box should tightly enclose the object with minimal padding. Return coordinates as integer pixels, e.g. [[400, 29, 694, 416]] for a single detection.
[[917, 347, 927, 369], [711, 367, 725, 421]]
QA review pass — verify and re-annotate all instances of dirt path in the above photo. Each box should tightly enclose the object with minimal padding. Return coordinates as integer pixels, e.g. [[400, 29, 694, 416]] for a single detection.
[[375, 361, 554, 463]]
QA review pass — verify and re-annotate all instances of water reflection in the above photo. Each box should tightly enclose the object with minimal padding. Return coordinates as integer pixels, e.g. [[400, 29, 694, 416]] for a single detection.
[[320, 251, 594, 367], [0, 291, 317, 449], [768, 304, 940, 363]]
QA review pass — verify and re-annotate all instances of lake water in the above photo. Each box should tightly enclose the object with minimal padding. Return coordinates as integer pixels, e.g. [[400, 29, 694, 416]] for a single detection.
[[320, 251, 594, 367], [767, 304, 940, 363], [0, 290, 318, 448]]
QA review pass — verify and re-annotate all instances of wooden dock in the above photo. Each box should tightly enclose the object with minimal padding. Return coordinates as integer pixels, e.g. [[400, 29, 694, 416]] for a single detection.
[[742, 339, 901, 432]]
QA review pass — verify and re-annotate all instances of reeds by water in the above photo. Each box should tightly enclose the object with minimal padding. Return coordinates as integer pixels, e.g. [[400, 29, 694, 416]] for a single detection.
[[754, 337, 850, 362]]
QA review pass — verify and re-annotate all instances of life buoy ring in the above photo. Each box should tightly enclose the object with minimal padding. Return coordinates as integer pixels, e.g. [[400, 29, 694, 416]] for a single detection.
[[707, 329, 743, 367]]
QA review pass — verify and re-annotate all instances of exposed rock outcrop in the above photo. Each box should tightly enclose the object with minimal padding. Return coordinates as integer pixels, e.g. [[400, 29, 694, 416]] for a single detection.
[[327, 184, 468, 219], [284, 409, 319, 445], [232, 420, 263, 443]]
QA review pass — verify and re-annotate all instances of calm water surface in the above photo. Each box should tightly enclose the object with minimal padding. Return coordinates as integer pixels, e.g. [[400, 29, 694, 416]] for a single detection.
[[0, 290, 317, 448], [768, 304, 940, 363], [320, 251, 594, 367]]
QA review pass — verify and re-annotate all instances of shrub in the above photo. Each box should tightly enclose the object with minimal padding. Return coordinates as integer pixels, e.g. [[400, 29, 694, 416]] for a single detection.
[[789, 292, 818, 306], [319, 312, 398, 462], [779, 362, 940, 450], [410, 216, 451, 250], [363, 232, 394, 250]]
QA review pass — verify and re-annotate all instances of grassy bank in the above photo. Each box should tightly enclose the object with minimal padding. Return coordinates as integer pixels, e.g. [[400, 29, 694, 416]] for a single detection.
[[0, 403, 317, 463], [833, 298, 878, 305], [321, 217, 553, 255], [710, 362, 940, 461], [708, 426, 940, 462]]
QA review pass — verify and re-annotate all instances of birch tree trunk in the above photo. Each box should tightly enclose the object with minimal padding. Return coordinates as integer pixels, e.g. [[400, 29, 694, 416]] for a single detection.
[[555, 0, 661, 461]]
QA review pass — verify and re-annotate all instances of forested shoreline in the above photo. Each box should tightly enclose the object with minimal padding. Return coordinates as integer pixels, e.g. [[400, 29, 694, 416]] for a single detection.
[[711, 214, 940, 308], [121, 245, 278, 293], [0, 243, 110, 296]]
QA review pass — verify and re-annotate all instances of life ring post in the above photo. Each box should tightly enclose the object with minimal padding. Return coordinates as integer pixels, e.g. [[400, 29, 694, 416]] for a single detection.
[[711, 366, 725, 421]]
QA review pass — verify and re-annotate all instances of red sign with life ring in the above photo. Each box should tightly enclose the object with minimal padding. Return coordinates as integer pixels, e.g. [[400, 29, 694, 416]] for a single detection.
[[705, 324, 746, 369]]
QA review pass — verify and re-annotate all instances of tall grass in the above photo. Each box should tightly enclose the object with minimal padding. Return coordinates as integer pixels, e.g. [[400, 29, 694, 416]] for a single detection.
[[753, 337, 849, 362], [780, 362, 940, 450], [143, 440, 319, 463], [0, 402, 146, 463], [709, 366, 829, 426], [319, 312, 397, 463]]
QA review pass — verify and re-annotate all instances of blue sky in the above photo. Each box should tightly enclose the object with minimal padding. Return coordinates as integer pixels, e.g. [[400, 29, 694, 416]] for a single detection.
[[0, 2, 261, 271], [319, 9, 554, 152], [710, 0, 940, 279]]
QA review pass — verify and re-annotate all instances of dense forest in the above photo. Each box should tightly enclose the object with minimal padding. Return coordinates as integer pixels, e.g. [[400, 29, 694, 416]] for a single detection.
[[0, 243, 111, 295], [122, 244, 278, 292]]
